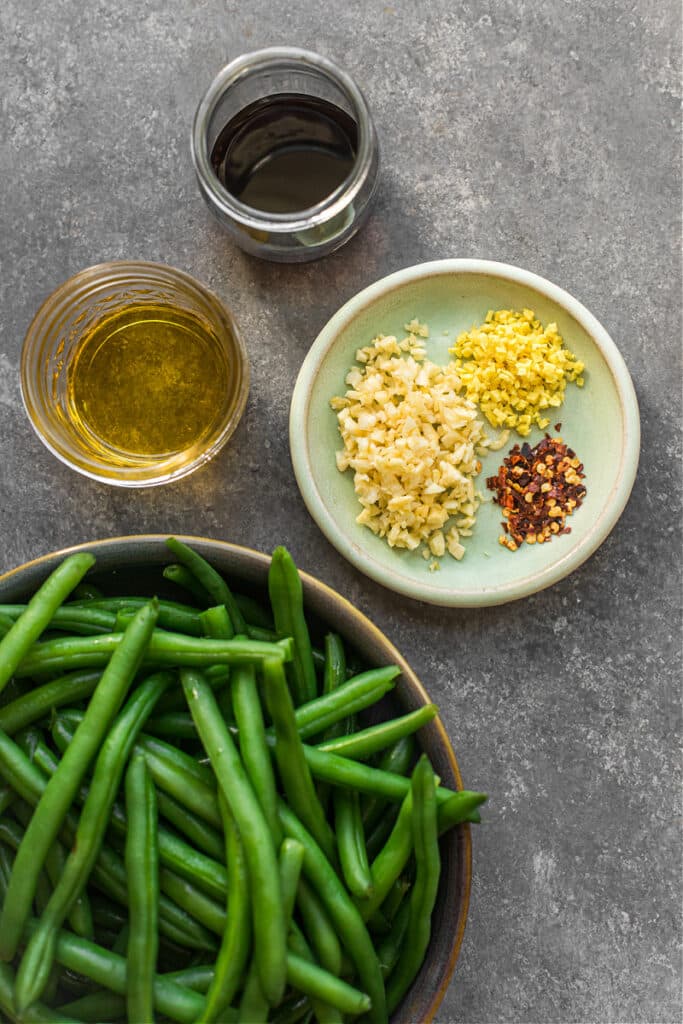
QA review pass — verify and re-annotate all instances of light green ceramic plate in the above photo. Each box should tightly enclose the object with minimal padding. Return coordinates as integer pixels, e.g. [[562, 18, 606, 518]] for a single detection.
[[290, 260, 640, 607]]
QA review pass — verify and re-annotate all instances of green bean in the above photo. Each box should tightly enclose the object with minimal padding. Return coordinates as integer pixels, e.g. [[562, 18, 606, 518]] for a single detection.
[[234, 663, 282, 843], [234, 592, 274, 630], [0, 552, 94, 696], [362, 735, 416, 834], [386, 756, 440, 1012], [158, 868, 226, 936], [181, 668, 287, 1006], [334, 787, 373, 898], [167, 537, 247, 635], [10, 801, 93, 940], [155, 790, 224, 861], [0, 670, 102, 735], [0, 598, 158, 962], [317, 633, 348, 813], [0, 603, 117, 635], [163, 563, 212, 605], [287, 954, 372, 1015], [125, 754, 159, 1024], [263, 657, 335, 862], [295, 877, 342, 977], [0, 611, 15, 637], [0, 720, 214, 951], [268, 546, 317, 705], [365, 807, 399, 862], [57, 990, 127, 1022], [289, 666, 399, 740], [318, 705, 438, 760], [14, 671, 170, 1010], [164, 964, 213, 993], [0, 960, 73, 1023], [377, 897, 410, 979], [199, 603, 234, 640], [146, 710, 198, 739], [279, 838, 305, 925], [52, 713, 223, 831], [201, 793, 251, 1023], [238, 960, 269, 1024], [23, 919, 224, 1024], [69, 596, 204, 636], [279, 802, 386, 1024], [15, 630, 292, 679]]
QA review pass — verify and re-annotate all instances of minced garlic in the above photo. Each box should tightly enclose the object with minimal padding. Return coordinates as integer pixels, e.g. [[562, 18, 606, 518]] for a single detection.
[[330, 330, 491, 562], [450, 308, 585, 436]]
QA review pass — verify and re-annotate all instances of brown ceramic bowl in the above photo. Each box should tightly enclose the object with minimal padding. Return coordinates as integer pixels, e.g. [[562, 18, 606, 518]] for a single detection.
[[0, 535, 472, 1022]]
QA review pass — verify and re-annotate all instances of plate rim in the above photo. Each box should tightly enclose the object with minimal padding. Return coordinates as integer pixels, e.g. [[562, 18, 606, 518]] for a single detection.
[[290, 258, 641, 607]]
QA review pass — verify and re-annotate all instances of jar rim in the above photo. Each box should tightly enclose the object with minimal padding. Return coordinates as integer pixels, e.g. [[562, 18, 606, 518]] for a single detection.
[[191, 47, 377, 233]]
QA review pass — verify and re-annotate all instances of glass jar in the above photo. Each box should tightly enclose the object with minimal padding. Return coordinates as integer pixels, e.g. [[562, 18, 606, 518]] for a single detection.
[[21, 261, 249, 487], [191, 47, 380, 262]]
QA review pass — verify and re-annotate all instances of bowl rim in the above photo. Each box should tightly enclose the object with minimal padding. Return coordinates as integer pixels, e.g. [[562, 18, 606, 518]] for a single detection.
[[0, 533, 472, 1023], [290, 257, 641, 607]]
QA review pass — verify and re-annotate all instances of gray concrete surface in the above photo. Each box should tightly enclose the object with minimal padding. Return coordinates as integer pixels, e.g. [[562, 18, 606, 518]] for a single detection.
[[0, 1, 681, 1021]]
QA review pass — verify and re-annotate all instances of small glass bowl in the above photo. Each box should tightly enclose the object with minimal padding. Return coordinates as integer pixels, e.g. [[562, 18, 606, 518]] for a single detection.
[[191, 47, 380, 262], [20, 261, 249, 487]]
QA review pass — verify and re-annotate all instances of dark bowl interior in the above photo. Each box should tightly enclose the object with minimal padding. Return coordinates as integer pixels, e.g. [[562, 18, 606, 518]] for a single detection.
[[0, 534, 472, 1023]]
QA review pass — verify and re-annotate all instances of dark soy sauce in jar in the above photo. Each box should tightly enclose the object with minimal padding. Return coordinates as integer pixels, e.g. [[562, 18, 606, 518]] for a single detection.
[[210, 93, 358, 214]]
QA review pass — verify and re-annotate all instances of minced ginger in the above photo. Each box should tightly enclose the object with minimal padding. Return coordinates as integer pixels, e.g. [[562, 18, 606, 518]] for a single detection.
[[450, 308, 585, 436], [330, 328, 495, 562]]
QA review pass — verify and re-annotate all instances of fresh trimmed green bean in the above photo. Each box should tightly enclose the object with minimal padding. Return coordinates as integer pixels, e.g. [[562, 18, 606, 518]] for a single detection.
[[0, 960, 73, 1023], [334, 787, 373, 898], [286, 952, 371, 1015], [15, 630, 292, 678], [238, 961, 269, 1024], [234, 592, 274, 630], [377, 897, 410, 979], [158, 868, 226, 936], [163, 964, 213, 993], [289, 666, 399, 740], [362, 735, 416, 834], [0, 670, 102, 735], [181, 668, 287, 1006], [155, 790, 224, 861], [234, 662, 281, 843], [125, 754, 159, 1024], [0, 599, 158, 962], [263, 657, 335, 862], [69, 597, 204, 636], [10, 801, 93, 940], [146, 711, 198, 739], [279, 801, 386, 1024], [365, 807, 399, 861], [199, 603, 234, 640], [0, 720, 214, 951], [386, 756, 440, 1012], [201, 793, 251, 1023], [0, 603, 117, 635], [0, 553, 94, 696], [23, 919, 225, 1024], [163, 563, 212, 605], [268, 546, 317, 705], [0, 611, 15, 637], [14, 671, 170, 1010], [317, 633, 348, 814], [167, 537, 247, 635], [0, 557, 96, 700], [295, 877, 342, 977], [318, 704, 438, 760]]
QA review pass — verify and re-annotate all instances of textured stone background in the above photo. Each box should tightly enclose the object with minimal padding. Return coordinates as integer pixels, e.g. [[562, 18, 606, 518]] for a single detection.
[[0, 2, 681, 1022]]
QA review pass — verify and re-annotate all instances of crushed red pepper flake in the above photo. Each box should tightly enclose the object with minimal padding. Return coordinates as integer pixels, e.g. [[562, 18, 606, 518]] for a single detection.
[[486, 436, 587, 551]]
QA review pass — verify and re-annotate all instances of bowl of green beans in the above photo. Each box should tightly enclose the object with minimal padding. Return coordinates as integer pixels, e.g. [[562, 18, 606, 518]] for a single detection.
[[0, 535, 483, 1024]]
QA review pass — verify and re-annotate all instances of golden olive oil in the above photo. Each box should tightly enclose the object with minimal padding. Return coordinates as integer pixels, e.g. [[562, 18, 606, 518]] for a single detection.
[[68, 304, 231, 461]]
